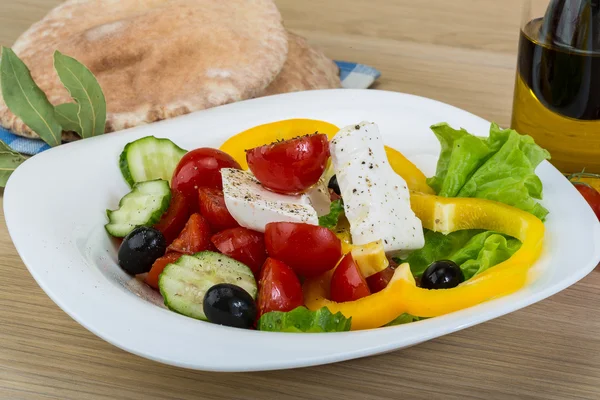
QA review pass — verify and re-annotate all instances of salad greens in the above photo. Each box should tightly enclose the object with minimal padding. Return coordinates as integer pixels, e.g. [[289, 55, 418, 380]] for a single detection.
[[258, 306, 352, 332], [318, 199, 344, 229], [397, 229, 521, 280], [385, 313, 424, 326], [427, 122, 551, 220]]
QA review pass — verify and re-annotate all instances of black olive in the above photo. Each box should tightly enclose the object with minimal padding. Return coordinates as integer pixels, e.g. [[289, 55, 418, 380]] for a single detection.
[[328, 174, 341, 195], [118, 227, 166, 275], [203, 283, 257, 329], [420, 260, 464, 289]]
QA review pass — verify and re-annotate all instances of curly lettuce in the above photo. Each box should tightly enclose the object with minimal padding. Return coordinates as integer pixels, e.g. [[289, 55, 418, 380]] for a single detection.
[[397, 229, 521, 280], [257, 306, 351, 333], [318, 199, 344, 229], [427, 122, 551, 220]]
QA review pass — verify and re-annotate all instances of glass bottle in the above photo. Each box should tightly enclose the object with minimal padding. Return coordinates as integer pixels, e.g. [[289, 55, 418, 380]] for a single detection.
[[511, 0, 600, 173]]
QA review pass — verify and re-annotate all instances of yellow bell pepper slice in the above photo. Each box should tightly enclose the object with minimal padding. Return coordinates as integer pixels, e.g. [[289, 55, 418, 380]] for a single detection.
[[303, 193, 545, 331], [219, 118, 434, 194], [385, 147, 434, 194]]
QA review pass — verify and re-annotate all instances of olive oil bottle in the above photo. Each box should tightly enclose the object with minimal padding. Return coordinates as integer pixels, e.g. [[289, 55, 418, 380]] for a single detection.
[[511, 0, 600, 173]]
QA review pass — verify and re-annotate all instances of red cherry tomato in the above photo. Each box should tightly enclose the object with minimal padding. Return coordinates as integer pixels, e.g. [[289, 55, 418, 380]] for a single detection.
[[211, 227, 267, 277], [167, 213, 212, 254], [257, 258, 304, 317], [330, 253, 371, 302], [153, 191, 190, 245], [198, 187, 239, 232], [264, 222, 342, 278], [145, 252, 182, 290], [366, 266, 396, 293], [172, 148, 241, 211], [573, 183, 600, 220], [246, 134, 330, 194]]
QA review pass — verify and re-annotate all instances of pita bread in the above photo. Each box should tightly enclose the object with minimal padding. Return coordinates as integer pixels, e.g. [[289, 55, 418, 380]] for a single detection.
[[0, 0, 288, 140], [261, 32, 341, 97]]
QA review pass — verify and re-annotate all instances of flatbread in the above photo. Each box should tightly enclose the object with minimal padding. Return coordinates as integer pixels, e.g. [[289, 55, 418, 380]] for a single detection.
[[0, 0, 288, 140], [261, 32, 341, 96]]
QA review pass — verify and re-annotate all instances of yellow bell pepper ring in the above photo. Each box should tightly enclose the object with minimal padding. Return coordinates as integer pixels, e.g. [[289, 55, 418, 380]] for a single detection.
[[303, 193, 545, 331], [218, 118, 434, 194]]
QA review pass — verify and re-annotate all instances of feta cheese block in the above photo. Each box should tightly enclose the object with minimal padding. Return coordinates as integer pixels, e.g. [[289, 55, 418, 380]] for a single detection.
[[329, 121, 425, 253], [305, 175, 332, 216], [221, 168, 319, 232]]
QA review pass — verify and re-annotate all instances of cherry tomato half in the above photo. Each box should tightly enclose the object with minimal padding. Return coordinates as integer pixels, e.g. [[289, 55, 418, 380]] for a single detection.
[[264, 222, 342, 278], [145, 252, 182, 290], [258, 258, 303, 317], [172, 148, 241, 211], [167, 213, 212, 254], [573, 183, 600, 220], [246, 133, 330, 194], [154, 191, 190, 245], [330, 253, 371, 302], [198, 187, 239, 232], [211, 227, 267, 277]]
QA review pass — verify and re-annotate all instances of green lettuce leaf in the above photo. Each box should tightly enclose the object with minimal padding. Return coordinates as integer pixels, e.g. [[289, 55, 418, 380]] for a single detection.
[[398, 229, 521, 280], [385, 313, 423, 326], [427, 122, 551, 220], [318, 199, 344, 229], [257, 306, 351, 333]]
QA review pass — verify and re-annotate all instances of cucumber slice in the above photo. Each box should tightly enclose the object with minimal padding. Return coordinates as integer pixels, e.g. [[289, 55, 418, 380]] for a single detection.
[[105, 179, 171, 237], [159, 252, 257, 321], [119, 136, 187, 187]]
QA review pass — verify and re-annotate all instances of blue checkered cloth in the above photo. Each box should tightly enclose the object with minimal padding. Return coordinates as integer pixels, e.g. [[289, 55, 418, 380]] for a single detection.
[[0, 61, 380, 156]]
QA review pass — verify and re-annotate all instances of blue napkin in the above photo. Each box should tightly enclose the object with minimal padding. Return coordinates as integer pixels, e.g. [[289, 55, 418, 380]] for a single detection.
[[0, 61, 381, 156]]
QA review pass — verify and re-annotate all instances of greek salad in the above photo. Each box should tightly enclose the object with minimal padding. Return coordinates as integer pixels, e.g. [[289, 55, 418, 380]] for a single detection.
[[105, 118, 551, 332]]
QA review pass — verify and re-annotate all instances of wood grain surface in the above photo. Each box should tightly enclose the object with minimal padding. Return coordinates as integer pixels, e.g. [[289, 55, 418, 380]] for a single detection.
[[1, 1, 599, 399]]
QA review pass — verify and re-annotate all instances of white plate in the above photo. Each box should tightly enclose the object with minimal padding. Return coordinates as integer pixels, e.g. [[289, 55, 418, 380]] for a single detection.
[[5, 89, 600, 372]]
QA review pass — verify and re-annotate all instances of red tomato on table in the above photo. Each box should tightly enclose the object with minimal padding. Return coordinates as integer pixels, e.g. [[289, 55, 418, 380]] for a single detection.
[[145, 252, 182, 290], [198, 187, 239, 232], [264, 222, 342, 278], [153, 191, 190, 245], [573, 183, 600, 220], [257, 258, 303, 317], [330, 253, 371, 302], [167, 213, 212, 254], [246, 134, 330, 194], [171, 148, 241, 211], [211, 227, 267, 276]]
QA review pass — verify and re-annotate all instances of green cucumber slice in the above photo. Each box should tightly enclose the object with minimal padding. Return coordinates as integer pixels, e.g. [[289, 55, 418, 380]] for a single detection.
[[119, 136, 186, 187], [105, 179, 171, 237], [159, 252, 257, 321]]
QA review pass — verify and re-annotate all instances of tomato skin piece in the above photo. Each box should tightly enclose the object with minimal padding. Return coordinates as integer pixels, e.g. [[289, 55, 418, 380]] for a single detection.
[[573, 183, 600, 220], [366, 266, 396, 294], [246, 134, 330, 194], [171, 148, 241, 211], [264, 222, 342, 278], [330, 253, 371, 302], [153, 191, 190, 245], [145, 252, 183, 290], [198, 187, 239, 232], [258, 258, 304, 317], [211, 227, 267, 276], [167, 213, 212, 254]]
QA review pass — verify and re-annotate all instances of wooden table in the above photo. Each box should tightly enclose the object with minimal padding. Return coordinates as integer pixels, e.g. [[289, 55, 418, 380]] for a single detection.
[[1, 1, 599, 399]]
